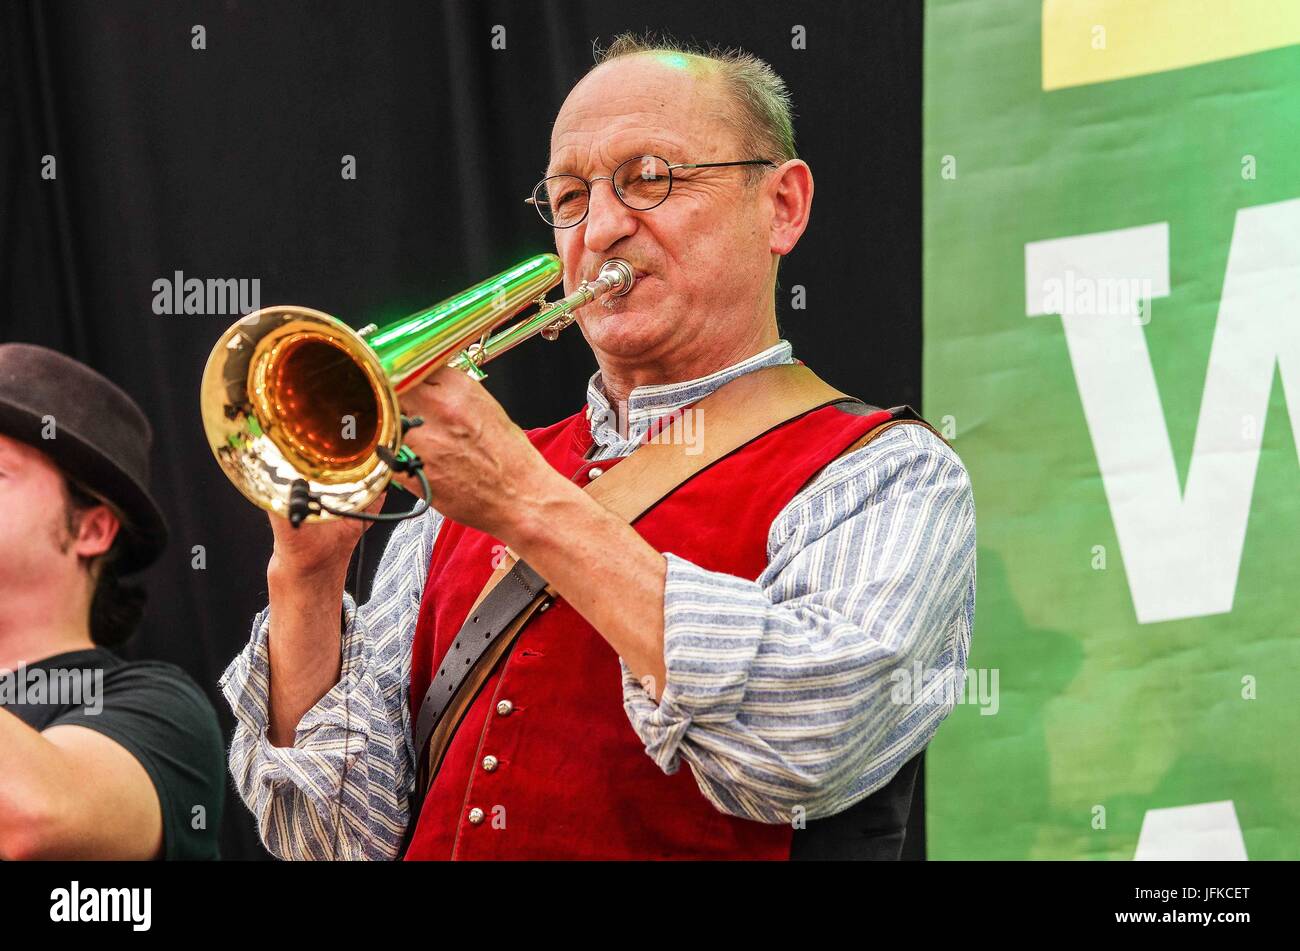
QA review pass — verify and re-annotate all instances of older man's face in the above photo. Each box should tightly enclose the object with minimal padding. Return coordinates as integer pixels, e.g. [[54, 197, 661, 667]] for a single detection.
[[547, 55, 777, 366]]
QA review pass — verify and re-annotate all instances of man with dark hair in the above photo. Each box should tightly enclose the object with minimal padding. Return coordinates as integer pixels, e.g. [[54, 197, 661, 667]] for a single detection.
[[0, 343, 225, 860]]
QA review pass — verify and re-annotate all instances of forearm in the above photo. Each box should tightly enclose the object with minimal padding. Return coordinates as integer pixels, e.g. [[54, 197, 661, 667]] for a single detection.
[[0, 712, 160, 860], [265, 557, 349, 746], [0, 708, 66, 858], [227, 710, 409, 861], [502, 478, 669, 693], [222, 605, 414, 861], [220, 509, 438, 859], [618, 427, 977, 821], [623, 553, 970, 821]]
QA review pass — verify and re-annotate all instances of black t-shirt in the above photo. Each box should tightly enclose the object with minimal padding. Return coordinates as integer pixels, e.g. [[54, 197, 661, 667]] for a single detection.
[[2, 647, 225, 860]]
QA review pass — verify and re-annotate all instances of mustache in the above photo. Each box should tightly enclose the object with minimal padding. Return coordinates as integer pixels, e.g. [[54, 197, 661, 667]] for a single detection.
[[575, 255, 653, 285]]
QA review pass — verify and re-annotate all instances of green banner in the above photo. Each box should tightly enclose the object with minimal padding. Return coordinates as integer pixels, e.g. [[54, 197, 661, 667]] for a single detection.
[[923, 0, 1300, 859]]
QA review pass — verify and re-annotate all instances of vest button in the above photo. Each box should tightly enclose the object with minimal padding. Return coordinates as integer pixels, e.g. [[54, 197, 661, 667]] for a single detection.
[[467, 807, 485, 825], [496, 700, 513, 716], [482, 755, 499, 772], [588, 466, 604, 479]]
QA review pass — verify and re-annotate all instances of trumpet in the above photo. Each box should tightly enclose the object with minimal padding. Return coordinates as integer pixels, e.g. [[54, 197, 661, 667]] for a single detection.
[[199, 254, 635, 524]]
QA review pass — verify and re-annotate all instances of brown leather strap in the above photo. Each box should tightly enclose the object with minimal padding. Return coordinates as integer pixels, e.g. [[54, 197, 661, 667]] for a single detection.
[[582, 362, 856, 518], [429, 362, 858, 631], [407, 363, 926, 820], [806, 413, 949, 481], [477, 364, 854, 587]]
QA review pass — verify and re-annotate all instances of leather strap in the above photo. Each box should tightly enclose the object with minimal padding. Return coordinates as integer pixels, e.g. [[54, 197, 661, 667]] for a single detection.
[[411, 560, 552, 796], [407, 363, 934, 820], [818, 408, 948, 465], [580, 362, 855, 520]]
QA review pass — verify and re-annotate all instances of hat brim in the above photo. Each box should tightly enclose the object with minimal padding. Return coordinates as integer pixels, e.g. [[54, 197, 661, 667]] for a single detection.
[[0, 398, 168, 574]]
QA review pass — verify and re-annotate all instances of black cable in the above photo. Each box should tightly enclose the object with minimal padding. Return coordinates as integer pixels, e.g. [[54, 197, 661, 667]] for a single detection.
[[291, 415, 431, 527], [287, 478, 315, 528], [286, 447, 432, 527]]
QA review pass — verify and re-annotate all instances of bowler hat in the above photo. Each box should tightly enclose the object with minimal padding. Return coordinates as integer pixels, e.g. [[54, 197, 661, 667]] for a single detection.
[[0, 343, 168, 572]]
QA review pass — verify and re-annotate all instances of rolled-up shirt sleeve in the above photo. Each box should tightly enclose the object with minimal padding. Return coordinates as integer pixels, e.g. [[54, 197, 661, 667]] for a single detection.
[[620, 424, 976, 824], [219, 507, 441, 860]]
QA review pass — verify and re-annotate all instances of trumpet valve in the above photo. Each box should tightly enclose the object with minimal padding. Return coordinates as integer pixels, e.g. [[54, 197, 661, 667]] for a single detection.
[[540, 316, 571, 341], [458, 342, 489, 380]]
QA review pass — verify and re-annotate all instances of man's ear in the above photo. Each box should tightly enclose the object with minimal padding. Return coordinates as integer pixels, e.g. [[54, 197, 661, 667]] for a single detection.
[[73, 506, 120, 560], [767, 159, 814, 257]]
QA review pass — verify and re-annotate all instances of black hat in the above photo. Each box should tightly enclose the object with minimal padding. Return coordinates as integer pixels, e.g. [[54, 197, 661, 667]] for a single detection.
[[0, 343, 168, 572]]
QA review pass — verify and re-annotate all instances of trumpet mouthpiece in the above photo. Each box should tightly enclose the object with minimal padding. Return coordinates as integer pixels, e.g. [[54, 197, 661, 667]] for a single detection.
[[598, 258, 636, 297]]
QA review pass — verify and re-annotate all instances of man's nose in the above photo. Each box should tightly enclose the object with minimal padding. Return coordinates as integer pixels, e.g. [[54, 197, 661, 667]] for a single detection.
[[582, 179, 637, 253]]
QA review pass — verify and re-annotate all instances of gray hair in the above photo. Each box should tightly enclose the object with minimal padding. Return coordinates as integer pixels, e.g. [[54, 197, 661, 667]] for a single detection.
[[591, 32, 798, 168]]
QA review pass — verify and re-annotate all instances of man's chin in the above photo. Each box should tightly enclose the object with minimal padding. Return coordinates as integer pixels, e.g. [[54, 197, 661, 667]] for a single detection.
[[582, 307, 670, 356]]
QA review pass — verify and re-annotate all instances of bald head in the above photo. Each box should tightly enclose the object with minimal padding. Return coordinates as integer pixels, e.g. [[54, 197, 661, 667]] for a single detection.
[[549, 53, 744, 182], [541, 37, 813, 407], [588, 34, 797, 166]]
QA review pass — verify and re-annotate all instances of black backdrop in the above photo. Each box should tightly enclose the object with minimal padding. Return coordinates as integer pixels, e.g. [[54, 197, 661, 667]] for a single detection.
[[2, 0, 923, 860]]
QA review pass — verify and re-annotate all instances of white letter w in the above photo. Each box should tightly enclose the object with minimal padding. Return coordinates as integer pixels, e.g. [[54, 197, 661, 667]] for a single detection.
[[1024, 199, 1300, 623]]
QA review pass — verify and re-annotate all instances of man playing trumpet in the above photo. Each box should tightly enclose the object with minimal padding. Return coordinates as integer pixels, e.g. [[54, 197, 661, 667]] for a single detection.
[[221, 34, 975, 860]]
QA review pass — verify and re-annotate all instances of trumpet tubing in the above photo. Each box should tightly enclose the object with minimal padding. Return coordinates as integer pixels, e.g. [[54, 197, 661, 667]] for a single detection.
[[200, 254, 634, 522]]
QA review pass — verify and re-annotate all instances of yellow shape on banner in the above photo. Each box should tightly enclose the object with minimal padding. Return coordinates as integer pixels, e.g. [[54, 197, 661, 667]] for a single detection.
[[1042, 0, 1300, 90]]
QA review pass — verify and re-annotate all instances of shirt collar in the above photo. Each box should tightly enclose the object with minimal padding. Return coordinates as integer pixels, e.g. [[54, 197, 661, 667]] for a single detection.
[[584, 340, 795, 456]]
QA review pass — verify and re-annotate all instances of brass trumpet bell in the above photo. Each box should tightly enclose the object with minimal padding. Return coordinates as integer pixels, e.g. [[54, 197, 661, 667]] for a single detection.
[[199, 253, 634, 522]]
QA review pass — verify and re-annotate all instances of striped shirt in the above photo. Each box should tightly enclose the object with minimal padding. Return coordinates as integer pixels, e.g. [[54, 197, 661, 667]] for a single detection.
[[219, 340, 976, 860]]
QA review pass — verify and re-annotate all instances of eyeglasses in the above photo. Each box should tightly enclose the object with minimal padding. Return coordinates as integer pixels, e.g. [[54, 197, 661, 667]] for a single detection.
[[526, 155, 778, 228]]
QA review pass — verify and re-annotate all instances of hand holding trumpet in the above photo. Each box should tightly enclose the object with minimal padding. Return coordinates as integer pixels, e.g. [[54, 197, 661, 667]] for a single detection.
[[389, 363, 562, 542]]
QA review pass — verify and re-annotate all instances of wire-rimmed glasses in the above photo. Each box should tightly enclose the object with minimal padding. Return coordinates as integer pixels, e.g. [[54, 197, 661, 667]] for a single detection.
[[527, 155, 778, 228]]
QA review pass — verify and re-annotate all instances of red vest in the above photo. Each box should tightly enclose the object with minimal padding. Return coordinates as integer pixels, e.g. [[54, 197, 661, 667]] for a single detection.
[[404, 398, 895, 860]]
